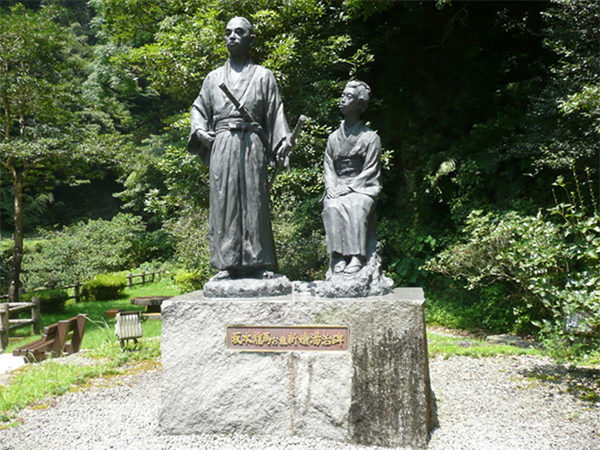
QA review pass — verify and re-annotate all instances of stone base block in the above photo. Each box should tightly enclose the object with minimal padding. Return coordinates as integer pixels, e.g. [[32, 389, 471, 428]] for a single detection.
[[160, 288, 432, 449], [203, 274, 292, 298]]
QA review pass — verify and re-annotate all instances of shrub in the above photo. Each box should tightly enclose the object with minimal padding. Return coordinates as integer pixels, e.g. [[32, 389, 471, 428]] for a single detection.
[[271, 198, 329, 281], [425, 281, 547, 335], [21, 289, 69, 314], [162, 206, 214, 280], [138, 229, 174, 262], [172, 270, 205, 293], [1, 239, 45, 294], [424, 194, 600, 356], [0, 241, 11, 295], [22, 214, 151, 290], [81, 273, 127, 301], [379, 218, 441, 287]]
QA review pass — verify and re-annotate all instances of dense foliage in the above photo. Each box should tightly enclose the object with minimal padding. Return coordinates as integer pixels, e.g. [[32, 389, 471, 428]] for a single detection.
[[426, 197, 600, 334], [171, 269, 206, 294], [0, 0, 598, 357], [21, 214, 163, 289]]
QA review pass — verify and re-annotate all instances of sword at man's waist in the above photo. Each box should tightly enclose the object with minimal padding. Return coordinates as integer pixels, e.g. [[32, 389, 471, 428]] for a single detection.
[[218, 83, 270, 149]]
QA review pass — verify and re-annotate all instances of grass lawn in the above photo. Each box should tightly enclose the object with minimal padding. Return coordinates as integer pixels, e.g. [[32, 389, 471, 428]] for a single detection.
[[0, 278, 180, 423], [2, 278, 180, 354], [427, 332, 541, 359]]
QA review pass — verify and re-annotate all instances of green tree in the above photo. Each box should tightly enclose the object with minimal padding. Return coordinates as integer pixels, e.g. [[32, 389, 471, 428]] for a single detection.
[[0, 4, 125, 300], [422, 1, 600, 348], [533, 0, 599, 172], [88, 0, 597, 294]]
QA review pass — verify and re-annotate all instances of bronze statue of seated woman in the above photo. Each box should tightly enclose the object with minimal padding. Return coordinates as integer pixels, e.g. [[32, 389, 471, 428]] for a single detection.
[[322, 80, 382, 278]]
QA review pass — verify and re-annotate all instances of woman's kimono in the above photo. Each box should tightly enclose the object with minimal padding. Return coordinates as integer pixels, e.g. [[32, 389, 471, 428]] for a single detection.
[[322, 121, 382, 258]]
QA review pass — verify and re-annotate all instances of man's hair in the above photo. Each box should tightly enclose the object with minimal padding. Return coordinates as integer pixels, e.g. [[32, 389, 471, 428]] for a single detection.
[[227, 17, 254, 36], [346, 80, 371, 105]]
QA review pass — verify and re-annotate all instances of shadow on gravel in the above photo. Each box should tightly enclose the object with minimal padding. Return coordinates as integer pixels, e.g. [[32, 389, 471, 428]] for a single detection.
[[519, 363, 600, 403], [427, 389, 440, 443]]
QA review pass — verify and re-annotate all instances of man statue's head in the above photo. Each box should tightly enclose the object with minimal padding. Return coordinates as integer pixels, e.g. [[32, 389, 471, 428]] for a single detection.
[[225, 17, 255, 58]]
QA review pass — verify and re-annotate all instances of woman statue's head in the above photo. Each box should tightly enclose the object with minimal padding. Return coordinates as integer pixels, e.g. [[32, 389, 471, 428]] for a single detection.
[[340, 80, 371, 116]]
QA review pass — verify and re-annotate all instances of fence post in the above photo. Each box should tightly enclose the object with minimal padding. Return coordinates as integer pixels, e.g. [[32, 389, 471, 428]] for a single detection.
[[151, 271, 155, 283], [141, 271, 146, 285], [32, 296, 41, 335], [127, 273, 133, 289], [74, 280, 81, 303], [0, 303, 9, 350]]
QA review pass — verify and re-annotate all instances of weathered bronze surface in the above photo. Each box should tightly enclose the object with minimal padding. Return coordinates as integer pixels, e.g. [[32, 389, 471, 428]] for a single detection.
[[322, 80, 381, 277], [318, 81, 393, 297], [187, 17, 290, 281]]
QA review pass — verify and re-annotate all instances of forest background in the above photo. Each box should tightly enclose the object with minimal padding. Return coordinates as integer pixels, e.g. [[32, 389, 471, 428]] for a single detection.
[[1, 0, 598, 359]]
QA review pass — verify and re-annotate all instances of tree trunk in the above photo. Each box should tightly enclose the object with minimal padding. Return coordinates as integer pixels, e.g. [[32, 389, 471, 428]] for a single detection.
[[8, 171, 24, 303]]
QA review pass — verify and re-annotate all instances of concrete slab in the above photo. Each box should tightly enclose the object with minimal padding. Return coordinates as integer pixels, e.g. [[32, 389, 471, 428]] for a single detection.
[[0, 353, 25, 377]]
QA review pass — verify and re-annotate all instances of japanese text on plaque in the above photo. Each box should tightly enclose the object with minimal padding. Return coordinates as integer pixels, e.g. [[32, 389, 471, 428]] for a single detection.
[[226, 326, 349, 351]]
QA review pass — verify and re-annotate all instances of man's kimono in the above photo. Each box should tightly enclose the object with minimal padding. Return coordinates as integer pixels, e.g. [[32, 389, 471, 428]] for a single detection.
[[188, 60, 289, 271], [322, 121, 382, 258]]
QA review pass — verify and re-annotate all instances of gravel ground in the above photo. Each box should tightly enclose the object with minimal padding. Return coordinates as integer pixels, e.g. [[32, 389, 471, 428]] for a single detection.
[[1, 354, 598, 449]]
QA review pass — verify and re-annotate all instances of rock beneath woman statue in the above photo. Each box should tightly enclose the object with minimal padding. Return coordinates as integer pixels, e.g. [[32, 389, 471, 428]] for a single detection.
[[318, 243, 394, 298]]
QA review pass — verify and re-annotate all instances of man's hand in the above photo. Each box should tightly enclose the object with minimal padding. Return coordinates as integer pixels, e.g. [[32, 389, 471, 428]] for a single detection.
[[268, 121, 304, 188], [195, 129, 216, 150], [276, 135, 293, 168]]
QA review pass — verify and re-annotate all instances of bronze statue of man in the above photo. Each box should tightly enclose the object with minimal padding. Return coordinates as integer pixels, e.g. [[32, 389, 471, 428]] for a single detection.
[[188, 17, 290, 280], [322, 80, 382, 276]]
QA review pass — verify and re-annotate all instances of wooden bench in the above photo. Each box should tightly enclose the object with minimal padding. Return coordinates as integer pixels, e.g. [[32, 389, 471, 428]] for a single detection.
[[0, 299, 41, 350], [13, 314, 87, 363]]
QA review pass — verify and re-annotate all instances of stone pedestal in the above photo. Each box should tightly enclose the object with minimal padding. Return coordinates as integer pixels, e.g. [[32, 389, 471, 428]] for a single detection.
[[159, 288, 432, 449]]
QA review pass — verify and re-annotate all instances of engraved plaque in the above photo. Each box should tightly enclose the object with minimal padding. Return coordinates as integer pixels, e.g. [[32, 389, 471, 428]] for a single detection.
[[226, 325, 349, 351]]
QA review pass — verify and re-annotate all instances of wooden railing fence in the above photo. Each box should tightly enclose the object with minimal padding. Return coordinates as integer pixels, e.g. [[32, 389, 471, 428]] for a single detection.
[[0, 269, 166, 303], [126, 269, 165, 288], [0, 298, 40, 350], [0, 269, 166, 349]]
